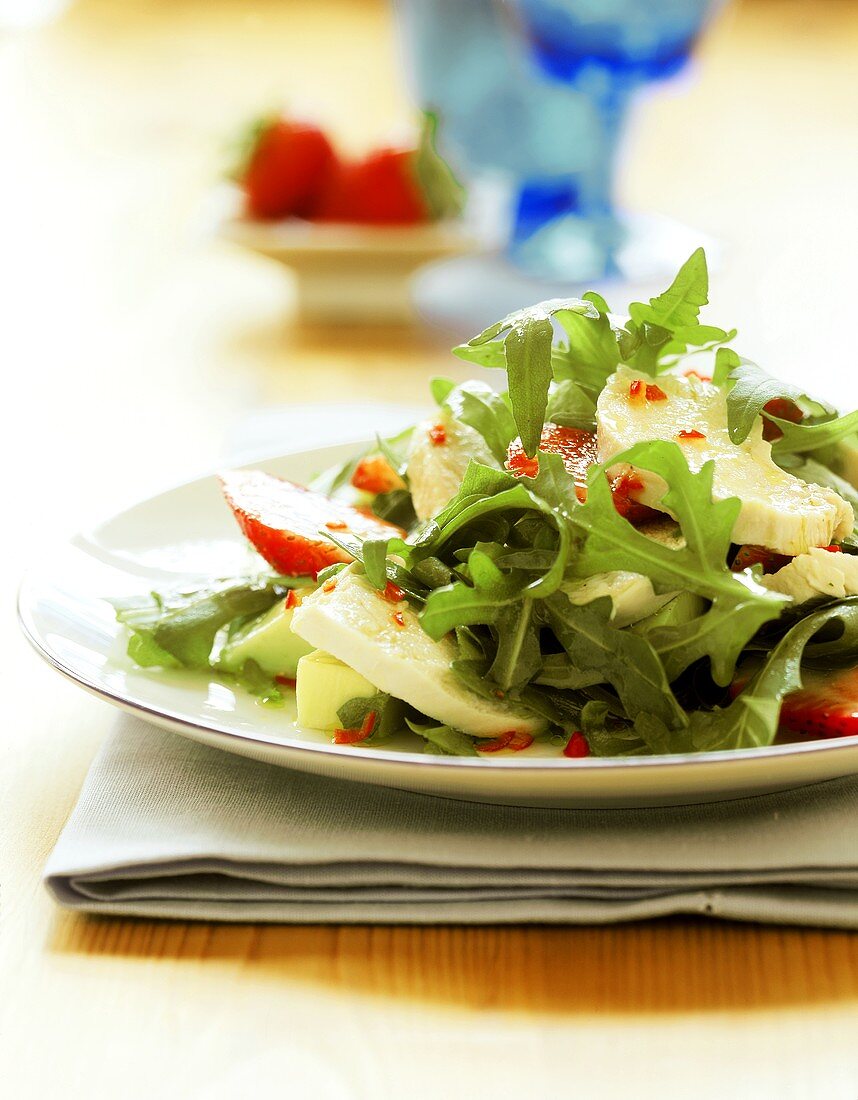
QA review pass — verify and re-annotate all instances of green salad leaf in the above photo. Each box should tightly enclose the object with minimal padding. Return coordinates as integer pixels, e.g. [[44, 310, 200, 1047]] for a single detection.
[[112, 574, 292, 670], [336, 692, 403, 741], [405, 717, 479, 756], [770, 408, 858, 456], [636, 599, 858, 753], [726, 361, 836, 444], [567, 440, 787, 683], [454, 298, 600, 457], [544, 593, 686, 730], [432, 378, 517, 464]]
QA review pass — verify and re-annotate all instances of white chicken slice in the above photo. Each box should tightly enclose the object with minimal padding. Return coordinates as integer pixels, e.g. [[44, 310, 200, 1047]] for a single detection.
[[597, 366, 853, 556], [760, 546, 858, 604], [290, 566, 546, 738], [406, 413, 495, 521]]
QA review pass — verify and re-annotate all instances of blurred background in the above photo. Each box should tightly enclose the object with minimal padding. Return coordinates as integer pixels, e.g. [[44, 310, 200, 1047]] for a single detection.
[[2, 0, 857, 541]]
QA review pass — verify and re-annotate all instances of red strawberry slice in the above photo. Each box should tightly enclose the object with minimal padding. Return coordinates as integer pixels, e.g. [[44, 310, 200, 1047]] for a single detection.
[[506, 423, 660, 524], [730, 545, 791, 574], [507, 424, 596, 496], [220, 469, 403, 577], [778, 665, 858, 739], [350, 454, 405, 495]]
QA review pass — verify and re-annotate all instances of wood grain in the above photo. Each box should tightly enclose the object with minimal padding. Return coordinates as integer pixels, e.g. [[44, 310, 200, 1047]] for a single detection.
[[3, 1, 858, 1097]]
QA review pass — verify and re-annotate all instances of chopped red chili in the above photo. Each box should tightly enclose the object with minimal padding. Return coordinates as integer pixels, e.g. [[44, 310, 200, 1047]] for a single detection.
[[284, 589, 300, 610], [322, 579, 338, 593], [684, 369, 712, 382], [428, 423, 447, 446], [730, 545, 790, 573], [391, 610, 406, 628], [476, 730, 515, 753], [677, 429, 706, 440], [382, 580, 406, 603], [563, 731, 590, 758], [274, 675, 296, 688], [629, 380, 667, 402], [325, 520, 348, 530], [333, 710, 377, 745], [824, 545, 842, 553], [507, 732, 534, 752]]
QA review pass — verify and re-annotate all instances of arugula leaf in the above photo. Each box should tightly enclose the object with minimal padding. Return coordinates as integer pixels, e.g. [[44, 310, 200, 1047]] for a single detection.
[[643, 594, 782, 687], [567, 441, 787, 683], [336, 692, 403, 741], [501, 316, 554, 456], [726, 361, 836, 444], [233, 658, 285, 705], [681, 600, 858, 752], [419, 550, 524, 639], [572, 441, 777, 603], [550, 302, 621, 391], [433, 378, 517, 464], [770, 408, 858, 456], [454, 299, 599, 457], [544, 592, 687, 730], [405, 717, 478, 756], [370, 488, 416, 528], [713, 346, 739, 387], [375, 424, 414, 480], [362, 538, 391, 590], [545, 379, 598, 430], [629, 246, 710, 331], [112, 575, 289, 670], [622, 249, 735, 373], [488, 599, 543, 690]]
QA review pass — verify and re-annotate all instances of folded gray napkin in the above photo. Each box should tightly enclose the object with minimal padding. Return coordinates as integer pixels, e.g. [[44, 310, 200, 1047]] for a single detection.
[[44, 718, 858, 928]]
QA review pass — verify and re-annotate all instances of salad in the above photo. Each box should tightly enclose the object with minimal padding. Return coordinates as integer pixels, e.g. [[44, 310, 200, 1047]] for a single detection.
[[114, 250, 858, 758]]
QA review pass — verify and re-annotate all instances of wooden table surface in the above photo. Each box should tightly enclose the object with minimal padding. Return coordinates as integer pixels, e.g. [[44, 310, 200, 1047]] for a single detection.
[[3, 1, 858, 1096]]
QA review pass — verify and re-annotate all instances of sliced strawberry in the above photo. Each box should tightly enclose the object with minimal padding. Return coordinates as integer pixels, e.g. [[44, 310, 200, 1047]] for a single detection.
[[731, 544, 791, 574], [507, 424, 597, 500], [220, 469, 403, 577], [350, 454, 404, 495], [778, 665, 858, 739], [506, 423, 660, 524]]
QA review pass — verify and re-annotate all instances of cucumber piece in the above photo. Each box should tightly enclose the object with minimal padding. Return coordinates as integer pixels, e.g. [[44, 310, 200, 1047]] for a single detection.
[[219, 588, 315, 679], [296, 650, 378, 731]]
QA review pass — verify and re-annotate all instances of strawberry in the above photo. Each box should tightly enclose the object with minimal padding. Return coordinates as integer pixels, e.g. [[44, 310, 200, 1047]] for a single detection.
[[237, 117, 337, 220], [762, 396, 804, 442], [220, 470, 403, 577], [311, 148, 429, 225], [731, 545, 791, 573], [350, 454, 405, 495], [778, 665, 858, 739], [506, 423, 660, 524]]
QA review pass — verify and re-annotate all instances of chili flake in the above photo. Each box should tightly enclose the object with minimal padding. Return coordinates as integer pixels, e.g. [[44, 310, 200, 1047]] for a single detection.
[[428, 423, 447, 446], [563, 731, 590, 758]]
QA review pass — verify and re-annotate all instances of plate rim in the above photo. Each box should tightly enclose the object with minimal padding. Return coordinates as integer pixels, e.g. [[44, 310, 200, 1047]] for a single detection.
[[17, 442, 858, 776]]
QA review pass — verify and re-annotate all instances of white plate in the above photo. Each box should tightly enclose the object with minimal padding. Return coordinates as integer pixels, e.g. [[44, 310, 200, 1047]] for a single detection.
[[19, 441, 858, 807]]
